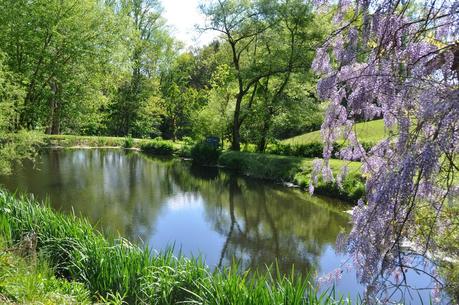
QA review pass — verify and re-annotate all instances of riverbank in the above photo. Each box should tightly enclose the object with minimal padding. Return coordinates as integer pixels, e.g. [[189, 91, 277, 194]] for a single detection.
[[43, 134, 184, 151], [218, 151, 364, 202], [42, 135, 364, 202], [0, 190, 348, 305], [0, 234, 93, 304]]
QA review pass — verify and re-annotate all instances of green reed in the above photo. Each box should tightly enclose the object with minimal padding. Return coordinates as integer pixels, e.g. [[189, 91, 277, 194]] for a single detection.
[[0, 190, 351, 305]]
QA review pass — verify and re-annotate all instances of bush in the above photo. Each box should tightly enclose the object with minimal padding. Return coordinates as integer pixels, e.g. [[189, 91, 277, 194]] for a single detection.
[[140, 140, 174, 155], [219, 151, 365, 202], [218, 151, 302, 181], [266, 141, 376, 160], [123, 136, 134, 148], [191, 142, 221, 166], [177, 137, 195, 158]]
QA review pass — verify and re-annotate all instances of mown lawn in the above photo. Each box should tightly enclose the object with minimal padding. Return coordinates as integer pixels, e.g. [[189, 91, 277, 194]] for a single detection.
[[282, 119, 389, 145]]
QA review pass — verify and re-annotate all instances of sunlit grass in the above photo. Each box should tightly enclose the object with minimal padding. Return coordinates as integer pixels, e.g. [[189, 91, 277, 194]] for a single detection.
[[0, 235, 92, 304], [282, 119, 388, 145]]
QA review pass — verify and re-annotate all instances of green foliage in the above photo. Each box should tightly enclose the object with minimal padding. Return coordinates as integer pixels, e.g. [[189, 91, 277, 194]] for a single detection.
[[200, 0, 326, 150], [123, 136, 134, 149], [0, 236, 92, 304], [140, 139, 175, 155], [177, 137, 195, 158], [0, 0, 130, 135], [0, 190, 351, 305], [219, 151, 303, 181], [416, 202, 459, 300], [218, 151, 364, 202], [0, 53, 42, 175], [191, 142, 221, 166], [266, 141, 377, 160], [267, 141, 325, 158], [44, 135, 128, 148], [192, 64, 234, 142]]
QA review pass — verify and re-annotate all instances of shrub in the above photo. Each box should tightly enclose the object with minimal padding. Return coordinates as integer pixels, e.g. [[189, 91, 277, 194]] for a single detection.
[[219, 151, 365, 202], [178, 137, 195, 158], [218, 151, 302, 181], [140, 140, 174, 155], [266, 141, 374, 160], [191, 142, 221, 166], [123, 136, 134, 149]]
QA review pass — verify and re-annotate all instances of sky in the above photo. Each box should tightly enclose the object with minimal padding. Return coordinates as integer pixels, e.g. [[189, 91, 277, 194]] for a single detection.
[[161, 0, 218, 49]]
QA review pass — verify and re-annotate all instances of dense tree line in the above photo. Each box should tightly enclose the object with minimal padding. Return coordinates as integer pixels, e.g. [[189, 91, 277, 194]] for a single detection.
[[0, 0, 325, 151]]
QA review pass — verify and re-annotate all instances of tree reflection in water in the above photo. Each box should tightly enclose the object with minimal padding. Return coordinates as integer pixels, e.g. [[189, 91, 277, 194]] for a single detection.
[[0, 149, 351, 278]]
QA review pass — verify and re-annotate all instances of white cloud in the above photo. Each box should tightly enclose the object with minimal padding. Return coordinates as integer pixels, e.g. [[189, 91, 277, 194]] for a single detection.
[[161, 0, 218, 48]]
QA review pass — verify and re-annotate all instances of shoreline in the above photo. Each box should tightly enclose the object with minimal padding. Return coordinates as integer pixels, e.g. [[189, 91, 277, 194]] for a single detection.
[[42, 135, 364, 203]]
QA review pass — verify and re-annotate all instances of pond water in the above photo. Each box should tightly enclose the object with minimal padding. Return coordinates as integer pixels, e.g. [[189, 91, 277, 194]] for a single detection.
[[0, 149, 441, 303]]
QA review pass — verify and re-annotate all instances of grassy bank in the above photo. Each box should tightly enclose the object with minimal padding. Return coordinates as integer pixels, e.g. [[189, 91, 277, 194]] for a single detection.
[[43, 135, 365, 202], [0, 190, 350, 305], [0, 234, 93, 304], [43, 135, 185, 155], [218, 151, 364, 202], [282, 119, 387, 145]]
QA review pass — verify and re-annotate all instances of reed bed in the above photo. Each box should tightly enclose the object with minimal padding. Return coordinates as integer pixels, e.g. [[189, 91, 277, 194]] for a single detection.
[[0, 190, 350, 305]]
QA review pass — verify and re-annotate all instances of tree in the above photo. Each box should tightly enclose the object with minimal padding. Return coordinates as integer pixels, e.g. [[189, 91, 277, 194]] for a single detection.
[[0, 53, 41, 175], [201, 0, 322, 151], [193, 63, 235, 144], [156, 53, 200, 141], [311, 0, 459, 302], [0, 0, 127, 134], [107, 0, 173, 137], [243, 74, 322, 150]]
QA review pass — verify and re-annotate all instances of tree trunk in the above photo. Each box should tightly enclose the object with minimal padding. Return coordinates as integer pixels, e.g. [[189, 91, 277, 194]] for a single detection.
[[231, 95, 242, 151], [171, 118, 177, 142], [257, 134, 267, 152], [48, 81, 61, 135]]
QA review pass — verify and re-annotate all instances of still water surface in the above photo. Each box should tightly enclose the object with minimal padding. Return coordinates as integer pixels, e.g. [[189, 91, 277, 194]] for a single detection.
[[0, 149, 438, 302]]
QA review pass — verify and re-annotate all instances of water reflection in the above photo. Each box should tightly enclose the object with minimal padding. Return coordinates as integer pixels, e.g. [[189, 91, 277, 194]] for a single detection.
[[0, 149, 353, 287]]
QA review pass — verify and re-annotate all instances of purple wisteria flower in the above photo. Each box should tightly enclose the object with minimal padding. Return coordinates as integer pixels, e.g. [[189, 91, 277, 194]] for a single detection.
[[310, 0, 459, 303]]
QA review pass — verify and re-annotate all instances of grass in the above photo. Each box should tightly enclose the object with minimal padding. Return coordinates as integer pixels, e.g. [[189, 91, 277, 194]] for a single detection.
[[0, 233, 92, 304], [0, 190, 352, 305], [218, 151, 364, 202], [282, 119, 388, 145], [43, 135, 184, 155]]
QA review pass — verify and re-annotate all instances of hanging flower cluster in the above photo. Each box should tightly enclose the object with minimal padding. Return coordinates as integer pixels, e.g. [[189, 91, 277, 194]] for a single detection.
[[310, 0, 458, 302]]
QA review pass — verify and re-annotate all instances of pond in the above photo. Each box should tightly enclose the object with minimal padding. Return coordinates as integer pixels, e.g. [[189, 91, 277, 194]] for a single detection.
[[0, 149, 439, 302]]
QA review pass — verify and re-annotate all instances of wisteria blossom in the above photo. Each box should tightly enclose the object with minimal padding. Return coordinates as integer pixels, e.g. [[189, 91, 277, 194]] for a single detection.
[[310, 0, 458, 303]]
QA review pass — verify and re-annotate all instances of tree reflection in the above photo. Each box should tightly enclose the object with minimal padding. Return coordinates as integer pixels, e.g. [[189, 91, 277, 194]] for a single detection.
[[0, 150, 351, 277]]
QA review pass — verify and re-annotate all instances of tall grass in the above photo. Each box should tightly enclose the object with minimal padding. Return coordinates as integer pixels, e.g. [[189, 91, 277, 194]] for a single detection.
[[0, 190, 351, 305]]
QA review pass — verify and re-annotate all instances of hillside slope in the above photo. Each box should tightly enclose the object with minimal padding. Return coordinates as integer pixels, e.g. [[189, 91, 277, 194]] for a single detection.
[[282, 119, 388, 145]]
